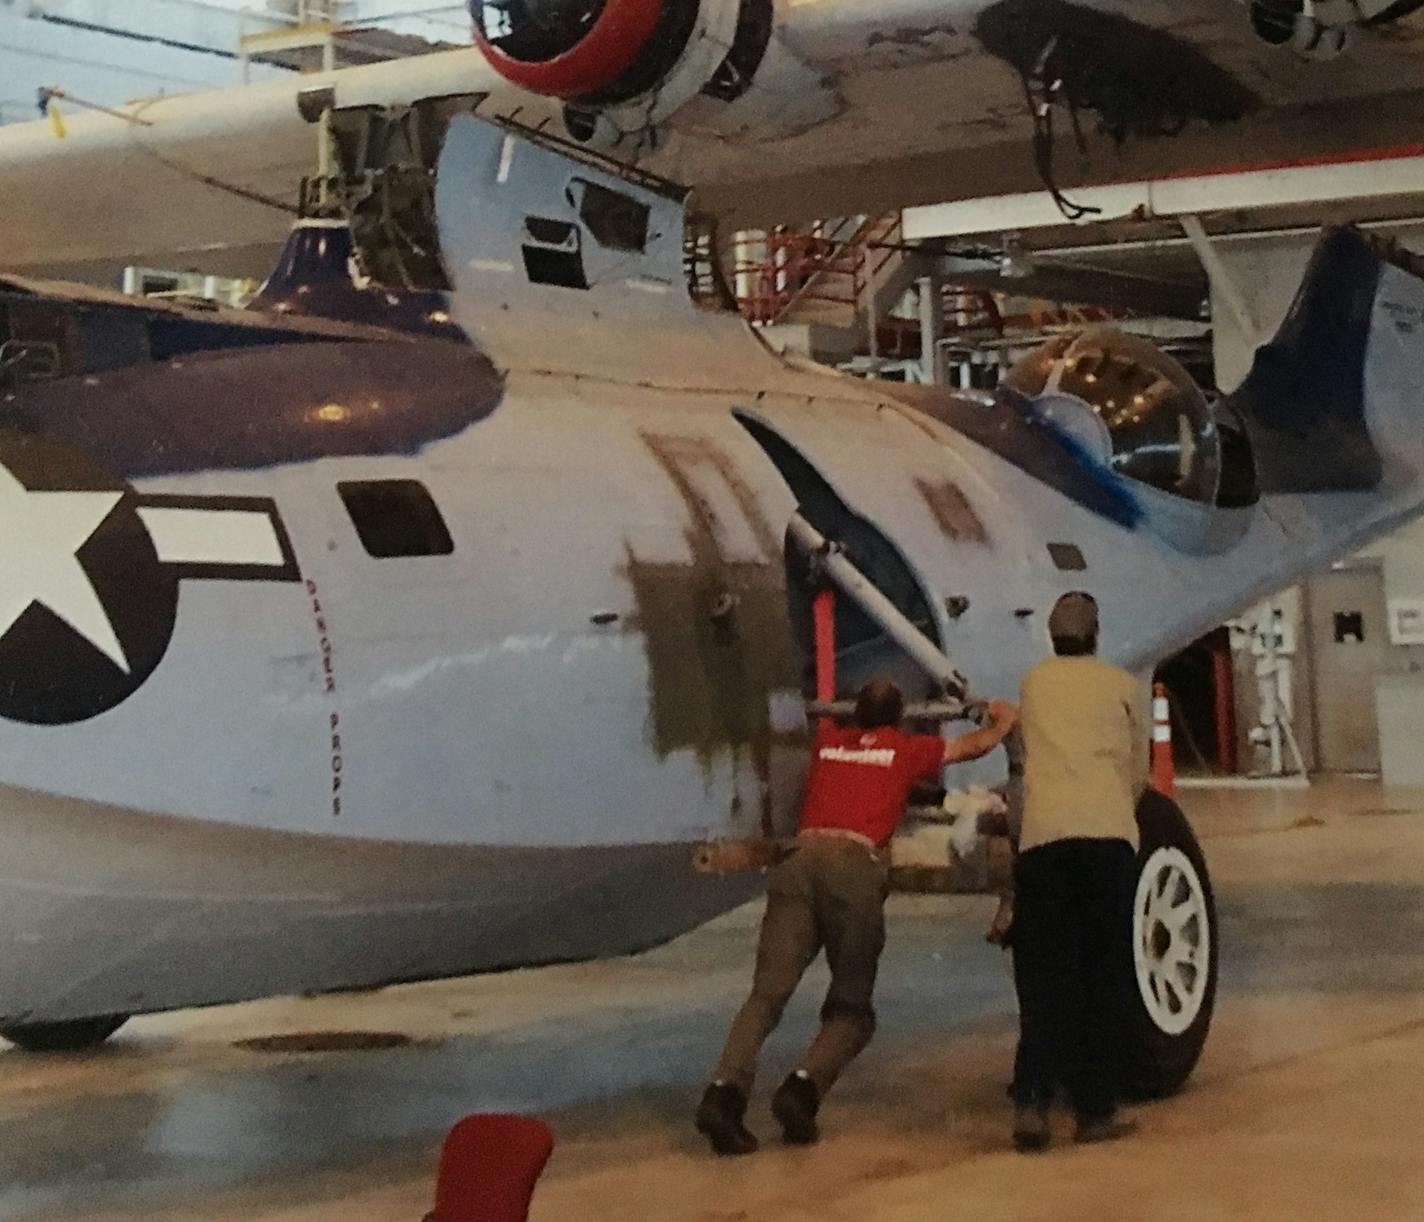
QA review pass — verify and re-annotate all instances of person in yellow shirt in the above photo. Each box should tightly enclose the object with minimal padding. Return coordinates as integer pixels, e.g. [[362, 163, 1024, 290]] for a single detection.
[[1011, 591, 1147, 1151]]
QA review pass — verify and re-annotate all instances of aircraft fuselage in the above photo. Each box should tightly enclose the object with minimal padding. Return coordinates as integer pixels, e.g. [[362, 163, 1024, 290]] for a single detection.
[[2, 111, 1424, 1026]]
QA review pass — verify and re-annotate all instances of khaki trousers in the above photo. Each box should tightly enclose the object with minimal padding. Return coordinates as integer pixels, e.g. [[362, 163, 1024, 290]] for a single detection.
[[713, 836, 889, 1096]]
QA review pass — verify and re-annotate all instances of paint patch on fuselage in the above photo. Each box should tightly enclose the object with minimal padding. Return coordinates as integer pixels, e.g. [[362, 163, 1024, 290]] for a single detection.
[[624, 556, 802, 791], [625, 433, 803, 834]]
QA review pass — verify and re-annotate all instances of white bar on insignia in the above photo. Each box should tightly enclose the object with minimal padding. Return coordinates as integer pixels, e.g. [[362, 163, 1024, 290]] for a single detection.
[[1153, 725, 1172, 743], [1153, 698, 1170, 720], [137, 507, 285, 567]]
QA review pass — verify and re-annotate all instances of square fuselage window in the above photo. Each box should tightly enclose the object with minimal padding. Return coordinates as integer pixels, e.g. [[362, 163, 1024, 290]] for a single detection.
[[338, 480, 453, 558]]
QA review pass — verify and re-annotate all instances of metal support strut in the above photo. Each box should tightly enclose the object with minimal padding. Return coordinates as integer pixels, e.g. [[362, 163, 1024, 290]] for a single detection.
[[812, 587, 836, 733], [788, 513, 970, 705]]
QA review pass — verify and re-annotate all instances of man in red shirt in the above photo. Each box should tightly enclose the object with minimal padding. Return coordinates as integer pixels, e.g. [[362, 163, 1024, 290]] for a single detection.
[[696, 679, 1017, 1155]]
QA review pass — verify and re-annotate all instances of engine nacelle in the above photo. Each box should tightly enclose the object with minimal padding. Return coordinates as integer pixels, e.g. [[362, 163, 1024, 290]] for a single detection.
[[471, 0, 760, 117], [1241, 0, 1424, 60], [470, 0, 839, 152]]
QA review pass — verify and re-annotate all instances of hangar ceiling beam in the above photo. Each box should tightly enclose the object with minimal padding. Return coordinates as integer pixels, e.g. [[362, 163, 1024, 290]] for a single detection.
[[904, 147, 1424, 242], [929, 254, 1206, 322]]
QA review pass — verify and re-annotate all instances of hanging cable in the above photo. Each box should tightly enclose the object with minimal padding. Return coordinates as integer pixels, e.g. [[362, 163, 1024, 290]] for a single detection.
[[1017, 38, 1101, 223], [126, 96, 300, 216], [39, 89, 299, 216], [38, 86, 154, 127]]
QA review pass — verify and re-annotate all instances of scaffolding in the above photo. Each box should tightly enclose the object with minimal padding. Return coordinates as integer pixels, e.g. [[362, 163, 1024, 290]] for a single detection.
[[238, 1, 349, 80]]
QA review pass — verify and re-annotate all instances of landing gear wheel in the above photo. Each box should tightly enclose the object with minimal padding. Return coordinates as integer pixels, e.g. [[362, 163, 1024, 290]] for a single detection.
[[1123, 790, 1217, 1099], [0, 1015, 129, 1052]]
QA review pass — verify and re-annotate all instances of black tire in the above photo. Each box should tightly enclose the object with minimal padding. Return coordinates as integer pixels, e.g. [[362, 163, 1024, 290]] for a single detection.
[[1122, 790, 1218, 1099], [0, 1015, 129, 1053]]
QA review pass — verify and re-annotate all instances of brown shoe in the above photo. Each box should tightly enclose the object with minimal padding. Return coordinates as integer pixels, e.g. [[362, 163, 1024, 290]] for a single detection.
[[771, 1071, 820, 1145], [1012, 1104, 1050, 1152], [695, 1082, 758, 1156], [1074, 1115, 1138, 1144]]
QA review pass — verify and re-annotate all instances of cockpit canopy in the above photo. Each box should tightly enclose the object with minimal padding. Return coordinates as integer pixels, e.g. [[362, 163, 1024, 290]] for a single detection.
[[1005, 327, 1257, 510]]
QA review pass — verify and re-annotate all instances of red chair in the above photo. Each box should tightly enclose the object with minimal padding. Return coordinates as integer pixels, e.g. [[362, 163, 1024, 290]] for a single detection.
[[425, 1114, 555, 1222]]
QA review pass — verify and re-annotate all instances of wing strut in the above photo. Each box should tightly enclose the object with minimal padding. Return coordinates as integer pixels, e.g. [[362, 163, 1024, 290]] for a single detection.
[[787, 512, 970, 709]]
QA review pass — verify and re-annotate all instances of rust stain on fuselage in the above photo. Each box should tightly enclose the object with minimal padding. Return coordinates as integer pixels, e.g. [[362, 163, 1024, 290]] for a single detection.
[[916, 477, 990, 546], [625, 432, 804, 835]]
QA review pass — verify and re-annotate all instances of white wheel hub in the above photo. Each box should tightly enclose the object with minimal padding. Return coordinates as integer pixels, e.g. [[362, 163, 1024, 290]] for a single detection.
[[1133, 846, 1211, 1036]]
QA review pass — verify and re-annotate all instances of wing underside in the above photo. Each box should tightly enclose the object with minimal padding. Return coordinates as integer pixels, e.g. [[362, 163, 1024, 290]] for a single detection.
[[2, 2, 1424, 283]]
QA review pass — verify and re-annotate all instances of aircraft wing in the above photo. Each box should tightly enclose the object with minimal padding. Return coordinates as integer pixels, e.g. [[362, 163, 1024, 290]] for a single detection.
[[4, 0, 1424, 284], [0, 49, 505, 284]]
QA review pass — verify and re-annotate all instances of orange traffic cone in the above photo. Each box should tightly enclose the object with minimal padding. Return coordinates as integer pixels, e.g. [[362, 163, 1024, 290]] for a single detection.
[[1152, 682, 1175, 797]]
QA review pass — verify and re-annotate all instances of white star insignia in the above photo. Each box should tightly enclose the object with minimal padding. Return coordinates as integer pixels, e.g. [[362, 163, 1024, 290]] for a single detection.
[[0, 464, 129, 673]]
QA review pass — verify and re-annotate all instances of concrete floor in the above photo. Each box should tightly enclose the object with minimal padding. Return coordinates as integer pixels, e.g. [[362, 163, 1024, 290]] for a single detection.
[[5, 778, 1424, 1221]]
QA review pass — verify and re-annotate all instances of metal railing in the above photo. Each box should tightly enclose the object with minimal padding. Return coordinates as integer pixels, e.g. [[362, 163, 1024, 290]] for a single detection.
[[730, 214, 904, 326]]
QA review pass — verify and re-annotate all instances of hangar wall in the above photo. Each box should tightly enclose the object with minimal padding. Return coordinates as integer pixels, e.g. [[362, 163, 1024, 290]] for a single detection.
[[0, 3, 286, 126]]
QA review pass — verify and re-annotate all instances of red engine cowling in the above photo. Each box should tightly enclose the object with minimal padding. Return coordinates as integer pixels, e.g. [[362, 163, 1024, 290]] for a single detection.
[[471, 0, 700, 103]]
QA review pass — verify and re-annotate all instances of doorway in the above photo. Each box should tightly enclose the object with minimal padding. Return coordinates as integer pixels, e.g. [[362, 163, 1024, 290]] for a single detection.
[[1306, 562, 1388, 774], [1154, 627, 1236, 776]]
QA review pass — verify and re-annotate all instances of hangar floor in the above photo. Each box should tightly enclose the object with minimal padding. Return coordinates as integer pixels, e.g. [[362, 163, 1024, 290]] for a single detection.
[[4, 778, 1424, 1222]]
